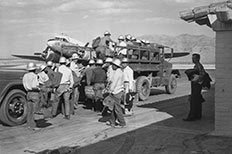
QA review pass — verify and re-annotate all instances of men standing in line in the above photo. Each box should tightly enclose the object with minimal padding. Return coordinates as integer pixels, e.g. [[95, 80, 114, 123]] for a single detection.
[[183, 53, 206, 121], [54, 57, 74, 120], [121, 58, 135, 116], [107, 59, 126, 128], [91, 59, 107, 112], [22, 62, 41, 130]]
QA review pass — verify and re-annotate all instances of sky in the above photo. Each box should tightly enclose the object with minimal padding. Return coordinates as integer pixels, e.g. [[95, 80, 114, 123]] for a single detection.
[[0, 0, 224, 58]]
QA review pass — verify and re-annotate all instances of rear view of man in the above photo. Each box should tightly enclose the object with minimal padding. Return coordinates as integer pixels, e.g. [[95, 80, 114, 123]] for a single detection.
[[54, 57, 74, 120], [22, 62, 41, 130], [91, 59, 107, 112]]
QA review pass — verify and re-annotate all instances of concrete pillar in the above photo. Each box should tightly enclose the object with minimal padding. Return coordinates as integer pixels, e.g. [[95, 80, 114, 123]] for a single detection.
[[212, 20, 232, 136]]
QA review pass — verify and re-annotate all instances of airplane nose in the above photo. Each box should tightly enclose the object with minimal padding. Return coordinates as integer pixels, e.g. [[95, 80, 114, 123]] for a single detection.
[[47, 40, 57, 47]]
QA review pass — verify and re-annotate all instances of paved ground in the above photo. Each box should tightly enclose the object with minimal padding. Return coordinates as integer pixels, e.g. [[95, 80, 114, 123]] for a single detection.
[[37, 85, 232, 154], [1, 77, 232, 154]]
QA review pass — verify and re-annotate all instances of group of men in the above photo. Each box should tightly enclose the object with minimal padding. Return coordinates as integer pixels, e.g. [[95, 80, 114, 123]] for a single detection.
[[22, 51, 135, 130], [94, 31, 152, 60]]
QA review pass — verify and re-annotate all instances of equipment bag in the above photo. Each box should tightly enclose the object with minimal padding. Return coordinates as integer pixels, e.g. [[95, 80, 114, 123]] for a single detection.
[[72, 71, 81, 88], [53, 67, 63, 88]]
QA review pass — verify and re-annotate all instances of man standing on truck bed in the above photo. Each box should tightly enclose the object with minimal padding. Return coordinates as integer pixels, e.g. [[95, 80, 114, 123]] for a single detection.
[[96, 31, 115, 60], [22, 62, 41, 131]]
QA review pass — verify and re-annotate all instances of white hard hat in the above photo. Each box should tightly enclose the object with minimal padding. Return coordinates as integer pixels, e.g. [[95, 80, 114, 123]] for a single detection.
[[112, 59, 121, 68], [26, 62, 36, 71], [126, 34, 132, 40], [145, 40, 150, 44], [96, 59, 103, 65], [122, 57, 129, 63], [47, 61, 53, 67], [40, 64, 47, 71], [136, 39, 141, 43], [59, 57, 66, 63], [118, 35, 124, 40], [104, 31, 111, 36], [89, 59, 95, 65], [70, 53, 80, 60], [105, 57, 113, 63], [131, 36, 136, 41]]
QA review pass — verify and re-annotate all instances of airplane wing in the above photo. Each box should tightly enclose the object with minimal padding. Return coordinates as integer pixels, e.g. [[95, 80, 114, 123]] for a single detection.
[[12, 54, 44, 61], [164, 52, 190, 59]]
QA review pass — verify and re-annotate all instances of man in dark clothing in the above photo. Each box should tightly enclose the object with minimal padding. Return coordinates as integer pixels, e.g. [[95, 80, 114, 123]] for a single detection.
[[91, 59, 107, 112], [183, 53, 206, 121], [85, 59, 95, 86]]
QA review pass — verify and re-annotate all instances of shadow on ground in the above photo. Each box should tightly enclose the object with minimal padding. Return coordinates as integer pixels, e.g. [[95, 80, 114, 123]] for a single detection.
[[36, 87, 220, 154]]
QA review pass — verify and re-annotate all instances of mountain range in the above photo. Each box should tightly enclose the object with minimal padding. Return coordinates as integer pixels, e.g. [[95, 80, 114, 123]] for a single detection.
[[139, 34, 215, 64]]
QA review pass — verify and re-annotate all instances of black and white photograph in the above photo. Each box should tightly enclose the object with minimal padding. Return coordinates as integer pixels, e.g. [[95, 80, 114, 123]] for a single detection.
[[0, 0, 232, 154]]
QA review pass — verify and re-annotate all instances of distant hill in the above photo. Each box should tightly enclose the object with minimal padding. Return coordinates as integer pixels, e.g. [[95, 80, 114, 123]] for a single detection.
[[138, 34, 215, 64]]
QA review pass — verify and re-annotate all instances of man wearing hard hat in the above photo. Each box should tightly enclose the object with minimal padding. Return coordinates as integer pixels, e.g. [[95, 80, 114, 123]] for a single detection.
[[103, 57, 114, 85], [106, 59, 126, 128], [91, 59, 107, 112], [122, 58, 135, 116], [85, 59, 95, 86], [95, 31, 115, 60], [116, 35, 127, 59], [69, 53, 82, 110], [53, 57, 74, 120], [22, 62, 41, 130]]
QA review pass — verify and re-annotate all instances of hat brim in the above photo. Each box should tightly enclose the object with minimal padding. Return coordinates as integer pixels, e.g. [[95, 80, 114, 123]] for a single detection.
[[112, 63, 121, 68], [70, 57, 79, 60]]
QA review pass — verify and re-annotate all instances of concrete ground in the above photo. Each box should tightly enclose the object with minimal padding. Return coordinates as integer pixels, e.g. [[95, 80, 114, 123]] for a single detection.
[[1, 77, 232, 154], [35, 85, 232, 154]]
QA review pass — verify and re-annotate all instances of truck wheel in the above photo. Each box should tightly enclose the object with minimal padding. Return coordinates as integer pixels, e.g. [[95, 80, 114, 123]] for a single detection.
[[0, 89, 27, 126], [136, 76, 151, 101], [165, 74, 177, 94]]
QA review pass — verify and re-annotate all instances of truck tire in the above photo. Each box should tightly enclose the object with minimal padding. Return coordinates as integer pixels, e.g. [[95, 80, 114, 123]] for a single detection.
[[136, 76, 151, 101], [165, 74, 177, 94], [0, 89, 27, 126]]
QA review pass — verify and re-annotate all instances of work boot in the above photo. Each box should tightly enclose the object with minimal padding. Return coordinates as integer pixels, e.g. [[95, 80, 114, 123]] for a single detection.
[[64, 115, 70, 120]]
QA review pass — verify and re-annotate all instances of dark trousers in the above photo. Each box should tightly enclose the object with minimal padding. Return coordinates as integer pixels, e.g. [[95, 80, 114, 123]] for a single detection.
[[26, 92, 40, 128], [93, 83, 105, 111], [52, 85, 71, 117], [70, 87, 79, 114], [109, 91, 126, 126], [187, 82, 203, 119]]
